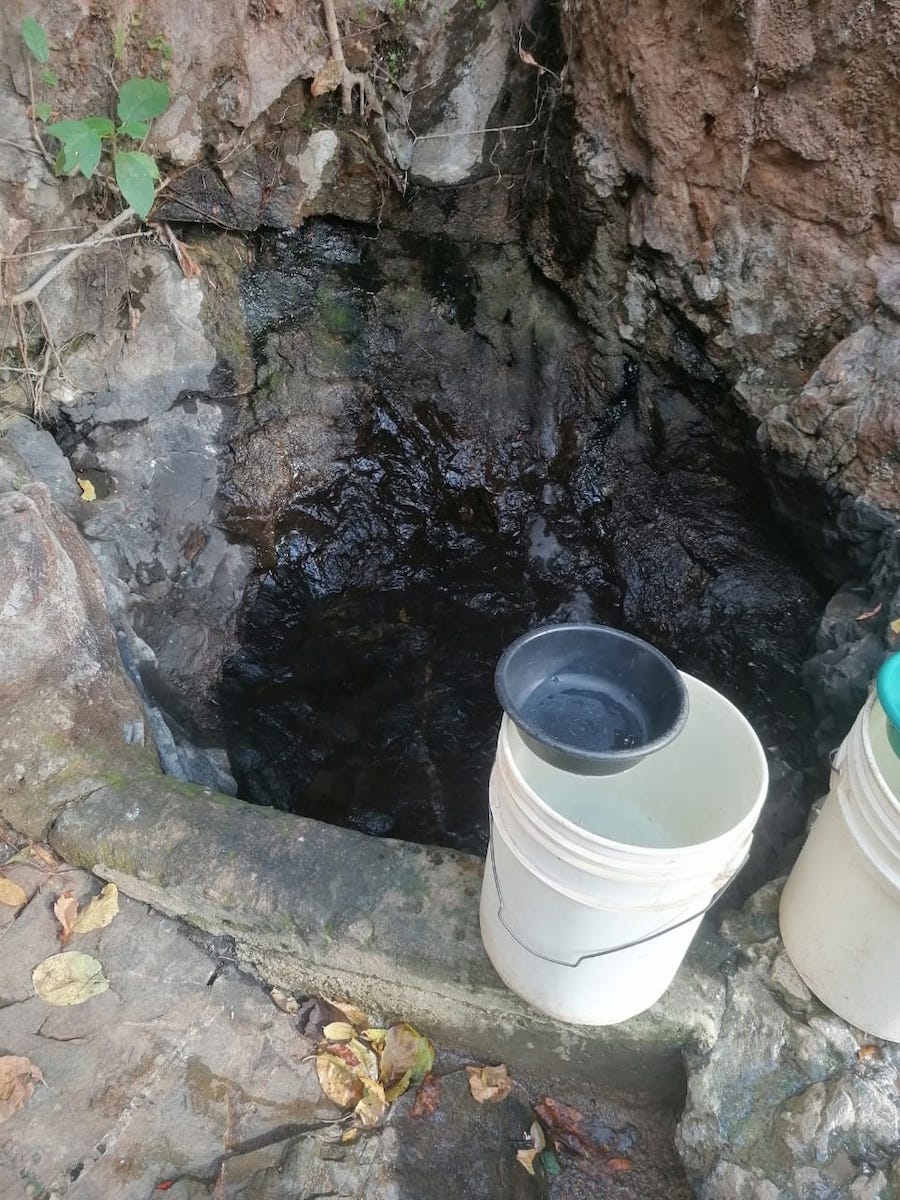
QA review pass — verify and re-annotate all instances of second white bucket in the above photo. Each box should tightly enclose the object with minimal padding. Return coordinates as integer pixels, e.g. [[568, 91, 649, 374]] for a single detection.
[[780, 690, 900, 1040], [480, 672, 768, 1025]]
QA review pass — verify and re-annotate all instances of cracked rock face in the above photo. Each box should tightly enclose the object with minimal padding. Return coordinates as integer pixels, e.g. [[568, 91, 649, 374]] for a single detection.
[[677, 880, 900, 1199]]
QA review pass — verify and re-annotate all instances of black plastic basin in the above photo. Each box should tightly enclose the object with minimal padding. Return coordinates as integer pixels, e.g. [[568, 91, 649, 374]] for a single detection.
[[495, 624, 689, 775]]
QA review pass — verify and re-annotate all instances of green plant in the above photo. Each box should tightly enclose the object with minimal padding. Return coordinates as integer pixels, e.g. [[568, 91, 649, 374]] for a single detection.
[[146, 34, 174, 61], [20, 17, 170, 219]]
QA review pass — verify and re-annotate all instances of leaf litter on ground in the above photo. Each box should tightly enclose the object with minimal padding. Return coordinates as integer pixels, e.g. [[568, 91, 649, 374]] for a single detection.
[[0, 1055, 44, 1123], [33, 952, 109, 1006], [0, 875, 27, 909], [53, 891, 79, 944], [310, 997, 435, 1131], [72, 883, 118, 933], [532, 1095, 636, 1179], [466, 1063, 512, 1104]]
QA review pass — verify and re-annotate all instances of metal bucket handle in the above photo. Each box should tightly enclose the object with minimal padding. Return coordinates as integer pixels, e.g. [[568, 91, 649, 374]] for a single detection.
[[488, 820, 749, 968]]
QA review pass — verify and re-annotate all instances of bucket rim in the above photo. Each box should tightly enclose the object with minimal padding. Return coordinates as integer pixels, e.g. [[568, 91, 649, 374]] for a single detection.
[[497, 671, 769, 859]]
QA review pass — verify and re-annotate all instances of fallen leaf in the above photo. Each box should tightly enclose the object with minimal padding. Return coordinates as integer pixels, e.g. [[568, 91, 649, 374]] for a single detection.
[[409, 1071, 441, 1118], [384, 1068, 412, 1103], [362, 1027, 387, 1051], [466, 1063, 511, 1103], [0, 1055, 44, 1123], [516, 1148, 539, 1175], [53, 891, 79, 944], [33, 952, 109, 1006], [77, 476, 97, 502], [530, 1119, 546, 1152], [891, 617, 900, 635], [316, 1051, 364, 1109], [341, 1127, 359, 1144], [333, 1001, 368, 1028], [856, 602, 882, 621], [534, 1096, 636, 1178], [0, 876, 27, 909], [518, 47, 541, 69], [857, 1044, 881, 1063], [7, 845, 59, 871], [354, 1076, 387, 1126], [311, 58, 343, 96], [322, 1021, 356, 1042], [297, 996, 349, 1040], [72, 883, 118, 933], [271, 988, 299, 1015], [379, 1023, 434, 1091]]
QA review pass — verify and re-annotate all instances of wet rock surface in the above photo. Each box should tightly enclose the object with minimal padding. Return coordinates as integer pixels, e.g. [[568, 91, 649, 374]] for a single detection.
[[221, 221, 827, 879], [677, 880, 900, 1200], [0, 842, 688, 1200]]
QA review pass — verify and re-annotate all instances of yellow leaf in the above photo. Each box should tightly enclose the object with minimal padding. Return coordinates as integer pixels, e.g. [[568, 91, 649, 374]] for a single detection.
[[322, 1021, 356, 1042], [892, 617, 900, 635], [341, 1127, 359, 1144], [0, 876, 27, 909], [0, 1055, 44, 1124], [77, 476, 97, 502], [333, 1001, 369, 1028], [516, 1148, 539, 1175], [316, 1052, 364, 1109], [311, 58, 343, 96], [32, 952, 109, 1006], [384, 1067, 412, 1103], [362, 1027, 387, 1052], [465, 1063, 511, 1103], [354, 1077, 387, 1127], [72, 883, 119, 934], [53, 891, 78, 944], [379, 1023, 434, 1089]]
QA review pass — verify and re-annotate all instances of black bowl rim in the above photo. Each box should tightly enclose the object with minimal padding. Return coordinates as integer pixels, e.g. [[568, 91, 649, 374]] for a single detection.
[[494, 623, 690, 766]]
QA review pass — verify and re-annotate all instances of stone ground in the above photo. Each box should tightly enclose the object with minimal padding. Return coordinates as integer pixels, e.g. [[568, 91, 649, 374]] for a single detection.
[[0, 828, 691, 1200]]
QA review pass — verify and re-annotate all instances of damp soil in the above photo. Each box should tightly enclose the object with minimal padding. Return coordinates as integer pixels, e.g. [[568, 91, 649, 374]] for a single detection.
[[220, 221, 829, 887]]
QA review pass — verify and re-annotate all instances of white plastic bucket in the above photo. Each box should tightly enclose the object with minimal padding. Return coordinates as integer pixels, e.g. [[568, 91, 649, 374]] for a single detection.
[[480, 672, 768, 1025], [780, 690, 900, 1040]]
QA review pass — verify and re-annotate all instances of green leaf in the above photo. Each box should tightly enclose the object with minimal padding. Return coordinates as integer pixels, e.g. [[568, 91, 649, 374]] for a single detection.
[[117, 120, 150, 140], [40, 68, 58, 87], [81, 117, 115, 137], [34, 101, 52, 122], [114, 150, 159, 218], [21, 17, 49, 64], [45, 119, 102, 177], [116, 77, 170, 124]]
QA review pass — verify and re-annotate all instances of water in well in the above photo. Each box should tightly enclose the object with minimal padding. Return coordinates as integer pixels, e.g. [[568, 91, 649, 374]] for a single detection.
[[220, 220, 828, 887]]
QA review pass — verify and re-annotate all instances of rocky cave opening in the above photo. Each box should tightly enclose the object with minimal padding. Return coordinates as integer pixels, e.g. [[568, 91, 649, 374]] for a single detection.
[[216, 216, 830, 896]]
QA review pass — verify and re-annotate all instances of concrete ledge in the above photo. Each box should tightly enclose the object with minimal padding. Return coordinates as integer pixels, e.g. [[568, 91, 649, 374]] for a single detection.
[[47, 768, 727, 1101]]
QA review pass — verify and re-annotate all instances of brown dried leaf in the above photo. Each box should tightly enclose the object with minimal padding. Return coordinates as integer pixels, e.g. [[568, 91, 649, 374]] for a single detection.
[[341, 1127, 359, 1144], [53, 891, 79, 944], [518, 47, 541, 69], [297, 996, 348, 1040], [271, 988, 299, 1015], [534, 1095, 635, 1178], [409, 1071, 441, 1118], [606, 1158, 632, 1173], [72, 883, 118, 934], [384, 1068, 412, 1103], [856, 602, 882, 621], [466, 1064, 511, 1104], [0, 1055, 44, 1123], [316, 1052, 364, 1109], [0, 876, 27, 909], [857, 1044, 881, 1063], [354, 1076, 387, 1126], [516, 1148, 539, 1175], [891, 617, 900, 636], [333, 1001, 369, 1029], [311, 58, 343, 97]]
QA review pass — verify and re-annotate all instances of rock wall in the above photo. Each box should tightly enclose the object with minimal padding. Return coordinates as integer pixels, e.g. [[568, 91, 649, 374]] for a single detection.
[[551, 0, 900, 522]]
